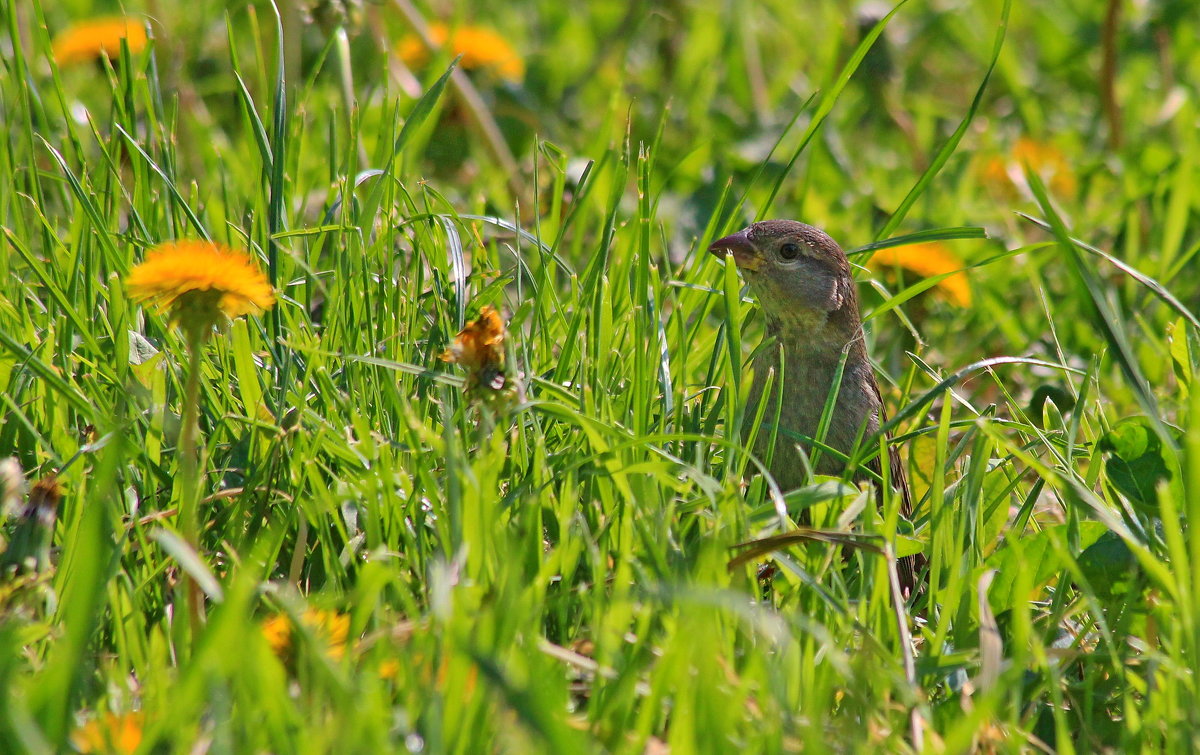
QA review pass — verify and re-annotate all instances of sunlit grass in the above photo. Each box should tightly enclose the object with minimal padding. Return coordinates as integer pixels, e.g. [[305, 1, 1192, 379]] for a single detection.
[[1, 0, 1199, 751]]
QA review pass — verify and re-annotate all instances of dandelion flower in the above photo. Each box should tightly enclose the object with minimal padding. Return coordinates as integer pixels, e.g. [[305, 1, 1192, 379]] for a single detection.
[[71, 712, 144, 754], [127, 241, 273, 635], [262, 609, 351, 661], [441, 306, 522, 412], [442, 306, 505, 375], [52, 17, 147, 67], [378, 659, 401, 680], [442, 306, 508, 387], [0, 475, 60, 576], [126, 241, 275, 335], [977, 137, 1076, 199], [869, 242, 972, 307], [260, 613, 292, 654], [396, 23, 524, 81]]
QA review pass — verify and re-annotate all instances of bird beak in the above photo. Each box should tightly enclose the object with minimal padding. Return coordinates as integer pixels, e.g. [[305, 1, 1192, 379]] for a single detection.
[[708, 229, 761, 271]]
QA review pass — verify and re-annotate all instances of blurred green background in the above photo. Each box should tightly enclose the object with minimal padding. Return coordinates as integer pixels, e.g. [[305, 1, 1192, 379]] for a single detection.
[[3, 0, 1200, 751]]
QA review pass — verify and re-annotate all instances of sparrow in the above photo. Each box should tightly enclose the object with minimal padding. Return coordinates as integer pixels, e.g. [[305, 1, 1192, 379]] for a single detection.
[[709, 219, 922, 592]]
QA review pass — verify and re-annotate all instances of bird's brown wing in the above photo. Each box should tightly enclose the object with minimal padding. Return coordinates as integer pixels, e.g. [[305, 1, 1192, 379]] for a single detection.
[[864, 380, 925, 596]]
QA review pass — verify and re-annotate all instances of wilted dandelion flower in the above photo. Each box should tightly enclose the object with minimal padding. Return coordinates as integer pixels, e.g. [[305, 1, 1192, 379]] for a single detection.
[[396, 22, 524, 81], [306, 0, 364, 33], [869, 242, 971, 307], [52, 17, 147, 67], [0, 475, 61, 576], [442, 306, 505, 378], [71, 712, 144, 754], [977, 137, 1076, 199], [442, 306, 522, 413], [126, 241, 275, 336], [262, 609, 351, 661]]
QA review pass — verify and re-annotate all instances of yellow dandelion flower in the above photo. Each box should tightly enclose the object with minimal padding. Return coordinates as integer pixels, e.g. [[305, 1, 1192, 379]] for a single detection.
[[396, 23, 524, 81], [870, 242, 972, 307], [261, 613, 292, 655], [126, 241, 275, 334], [379, 659, 402, 680], [977, 137, 1076, 199], [71, 712, 144, 754], [306, 610, 351, 660], [262, 609, 351, 661], [52, 17, 147, 67]]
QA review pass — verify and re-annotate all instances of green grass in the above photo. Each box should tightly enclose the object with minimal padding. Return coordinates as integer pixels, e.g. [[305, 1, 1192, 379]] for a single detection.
[[2, 0, 1200, 751]]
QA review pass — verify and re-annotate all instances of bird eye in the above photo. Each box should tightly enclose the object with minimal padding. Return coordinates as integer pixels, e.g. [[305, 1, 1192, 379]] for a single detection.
[[779, 242, 801, 260]]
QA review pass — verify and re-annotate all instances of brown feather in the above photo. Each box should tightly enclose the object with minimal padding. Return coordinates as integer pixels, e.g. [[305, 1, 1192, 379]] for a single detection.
[[710, 219, 926, 595]]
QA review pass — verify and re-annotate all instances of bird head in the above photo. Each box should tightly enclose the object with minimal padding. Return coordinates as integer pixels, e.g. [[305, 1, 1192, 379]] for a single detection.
[[708, 220, 857, 323]]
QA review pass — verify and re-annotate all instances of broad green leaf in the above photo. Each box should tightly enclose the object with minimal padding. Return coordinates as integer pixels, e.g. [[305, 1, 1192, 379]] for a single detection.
[[1077, 530, 1139, 601], [1099, 416, 1173, 513], [984, 521, 1107, 614]]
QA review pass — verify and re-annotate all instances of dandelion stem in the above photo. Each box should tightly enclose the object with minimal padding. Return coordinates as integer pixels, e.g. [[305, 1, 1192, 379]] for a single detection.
[[178, 325, 206, 638]]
